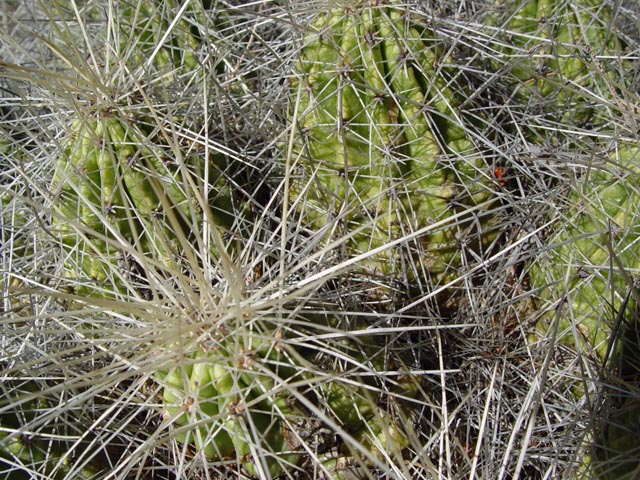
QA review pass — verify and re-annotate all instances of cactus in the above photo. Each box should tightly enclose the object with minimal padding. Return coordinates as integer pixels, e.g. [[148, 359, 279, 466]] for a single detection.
[[527, 142, 640, 477], [0, 381, 102, 479], [157, 314, 417, 477], [119, 0, 206, 82], [484, 0, 627, 129], [52, 113, 235, 293], [159, 338, 301, 476], [289, 0, 499, 297], [528, 144, 640, 362], [117, 0, 259, 96]]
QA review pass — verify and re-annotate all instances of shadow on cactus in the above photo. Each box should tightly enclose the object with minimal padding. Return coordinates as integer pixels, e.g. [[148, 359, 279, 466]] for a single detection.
[[589, 307, 640, 480], [0, 379, 112, 479], [288, 1, 503, 307]]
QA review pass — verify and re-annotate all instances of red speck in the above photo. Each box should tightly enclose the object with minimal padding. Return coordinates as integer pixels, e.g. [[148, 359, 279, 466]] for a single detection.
[[494, 167, 506, 186]]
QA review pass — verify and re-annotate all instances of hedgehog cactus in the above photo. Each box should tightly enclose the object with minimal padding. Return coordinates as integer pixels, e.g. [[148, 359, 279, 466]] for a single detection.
[[528, 145, 640, 362], [159, 339, 301, 476], [158, 317, 416, 477], [52, 114, 234, 292], [527, 144, 640, 476], [289, 0, 499, 295], [485, 0, 626, 128], [118, 0, 254, 95]]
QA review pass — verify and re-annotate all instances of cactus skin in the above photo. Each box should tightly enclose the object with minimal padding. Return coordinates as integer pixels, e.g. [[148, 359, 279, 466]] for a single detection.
[[290, 0, 498, 293], [485, 0, 626, 128], [52, 115, 233, 292], [528, 145, 640, 362], [160, 341, 301, 477]]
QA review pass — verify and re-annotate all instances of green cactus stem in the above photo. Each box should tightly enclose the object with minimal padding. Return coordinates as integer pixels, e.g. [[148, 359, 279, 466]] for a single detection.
[[528, 144, 640, 363], [288, 0, 500, 300]]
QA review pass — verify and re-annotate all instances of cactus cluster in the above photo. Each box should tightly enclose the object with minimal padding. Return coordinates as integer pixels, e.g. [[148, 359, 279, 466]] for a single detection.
[[153, 0, 637, 472], [484, 0, 640, 476], [157, 313, 416, 477], [51, 112, 415, 476], [12, 0, 636, 477]]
